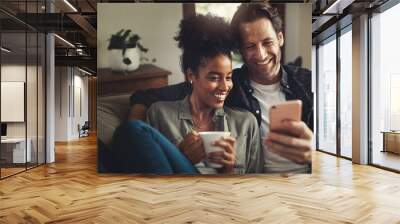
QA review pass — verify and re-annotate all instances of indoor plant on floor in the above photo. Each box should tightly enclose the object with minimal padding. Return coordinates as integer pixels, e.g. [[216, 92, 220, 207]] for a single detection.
[[107, 29, 151, 72]]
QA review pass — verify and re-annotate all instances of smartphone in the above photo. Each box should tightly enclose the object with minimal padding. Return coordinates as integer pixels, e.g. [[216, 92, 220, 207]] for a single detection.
[[269, 100, 302, 131]]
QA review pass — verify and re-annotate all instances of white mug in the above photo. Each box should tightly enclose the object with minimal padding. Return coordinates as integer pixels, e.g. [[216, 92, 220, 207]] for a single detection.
[[199, 131, 231, 168]]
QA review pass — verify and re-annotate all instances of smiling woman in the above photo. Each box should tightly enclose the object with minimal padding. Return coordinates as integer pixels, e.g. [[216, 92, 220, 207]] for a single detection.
[[174, 14, 233, 115]]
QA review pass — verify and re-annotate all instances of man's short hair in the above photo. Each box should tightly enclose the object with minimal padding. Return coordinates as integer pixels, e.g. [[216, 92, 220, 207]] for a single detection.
[[231, 3, 283, 48]]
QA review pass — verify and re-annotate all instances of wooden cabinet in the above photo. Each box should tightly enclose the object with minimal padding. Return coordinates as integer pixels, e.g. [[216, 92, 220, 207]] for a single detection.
[[382, 131, 400, 154], [98, 64, 171, 96]]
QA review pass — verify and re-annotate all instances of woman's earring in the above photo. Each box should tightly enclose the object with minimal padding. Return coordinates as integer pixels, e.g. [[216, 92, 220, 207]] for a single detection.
[[189, 80, 193, 84]]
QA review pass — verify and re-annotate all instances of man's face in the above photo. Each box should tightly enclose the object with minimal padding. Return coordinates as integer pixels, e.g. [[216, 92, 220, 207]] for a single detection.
[[239, 18, 284, 85]]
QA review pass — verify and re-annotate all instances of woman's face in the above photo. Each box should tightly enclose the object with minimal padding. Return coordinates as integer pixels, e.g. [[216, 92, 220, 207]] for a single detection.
[[188, 54, 233, 109]]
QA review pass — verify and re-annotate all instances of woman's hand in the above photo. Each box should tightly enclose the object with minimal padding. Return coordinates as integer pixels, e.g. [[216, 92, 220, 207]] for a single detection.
[[207, 136, 236, 173], [178, 131, 206, 164]]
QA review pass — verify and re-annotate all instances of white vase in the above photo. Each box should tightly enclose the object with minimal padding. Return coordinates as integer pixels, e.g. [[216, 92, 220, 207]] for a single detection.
[[109, 48, 140, 72]]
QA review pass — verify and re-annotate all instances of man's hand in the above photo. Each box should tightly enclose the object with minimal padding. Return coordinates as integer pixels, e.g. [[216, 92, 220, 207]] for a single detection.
[[178, 131, 206, 164], [208, 136, 236, 173], [264, 120, 313, 164]]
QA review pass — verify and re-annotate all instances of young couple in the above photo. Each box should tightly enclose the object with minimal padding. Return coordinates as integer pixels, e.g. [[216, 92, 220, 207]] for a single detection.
[[110, 3, 313, 174]]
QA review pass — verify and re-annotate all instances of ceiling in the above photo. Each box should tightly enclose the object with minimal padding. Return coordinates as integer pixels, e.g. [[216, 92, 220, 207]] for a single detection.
[[311, 0, 390, 43], [1, 0, 98, 73]]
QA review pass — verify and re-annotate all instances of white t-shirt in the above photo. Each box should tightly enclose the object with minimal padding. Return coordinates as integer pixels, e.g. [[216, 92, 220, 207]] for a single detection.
[[250, 80, 308, 173]]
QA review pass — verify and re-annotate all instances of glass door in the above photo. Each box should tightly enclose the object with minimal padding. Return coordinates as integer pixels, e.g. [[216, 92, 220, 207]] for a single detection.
[[0, 0, 47, 179], [1, 30, 28, 177], [370, 2, 400, 171], [317, 35, 337, 155], [339, 26, 352, 159]]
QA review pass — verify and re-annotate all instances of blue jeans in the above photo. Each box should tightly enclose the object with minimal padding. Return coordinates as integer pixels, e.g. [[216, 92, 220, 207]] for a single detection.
[[109, 120, 198, 174]]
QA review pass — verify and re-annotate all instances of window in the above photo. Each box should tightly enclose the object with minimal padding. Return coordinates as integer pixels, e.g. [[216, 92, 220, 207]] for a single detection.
[[195, 3, 240, 22], [390, 74, 400, 130], [316, 23, 353, 159], [195, 3, 242, 68], [317, 35, 337, 154], [339, 27, 352, 158], [370, 2, 400, 171]]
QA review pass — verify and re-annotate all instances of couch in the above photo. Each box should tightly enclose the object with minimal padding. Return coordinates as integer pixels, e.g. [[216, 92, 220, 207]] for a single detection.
[[97, 94, 131, 172]]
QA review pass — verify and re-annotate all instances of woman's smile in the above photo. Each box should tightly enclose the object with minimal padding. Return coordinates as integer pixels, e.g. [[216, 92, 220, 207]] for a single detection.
[[213, 92, 228, 101]]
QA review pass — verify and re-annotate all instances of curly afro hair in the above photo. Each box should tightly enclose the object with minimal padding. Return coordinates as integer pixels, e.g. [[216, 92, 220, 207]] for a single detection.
[[175, 14, 234, 75]]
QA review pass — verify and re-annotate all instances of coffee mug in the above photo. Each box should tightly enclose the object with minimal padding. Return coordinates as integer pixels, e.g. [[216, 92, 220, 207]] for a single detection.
[[198, 131, 231, 168]]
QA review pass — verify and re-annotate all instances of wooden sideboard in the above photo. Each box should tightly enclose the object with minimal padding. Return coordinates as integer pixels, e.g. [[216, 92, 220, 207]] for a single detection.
[[98, 64, 171, 96], [382, 131, 400, 154]]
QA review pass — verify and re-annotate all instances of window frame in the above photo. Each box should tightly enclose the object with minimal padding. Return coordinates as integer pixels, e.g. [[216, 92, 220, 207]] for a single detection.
[[315, 22, 353, 160]]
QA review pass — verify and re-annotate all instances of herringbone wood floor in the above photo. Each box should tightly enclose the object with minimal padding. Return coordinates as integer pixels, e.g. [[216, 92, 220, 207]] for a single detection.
[[1, 135, 400, 223]]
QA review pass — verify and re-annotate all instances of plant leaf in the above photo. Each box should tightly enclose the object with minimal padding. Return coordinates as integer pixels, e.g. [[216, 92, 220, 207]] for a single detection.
[[127, 34, 140, 48], [122, 30, 131, 40], [137, 43, 148, 52], [116, 29, 124, 36]]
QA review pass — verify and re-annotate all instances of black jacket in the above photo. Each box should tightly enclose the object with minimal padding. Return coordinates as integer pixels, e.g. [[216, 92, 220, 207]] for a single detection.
[[130, 64, 313, 131]]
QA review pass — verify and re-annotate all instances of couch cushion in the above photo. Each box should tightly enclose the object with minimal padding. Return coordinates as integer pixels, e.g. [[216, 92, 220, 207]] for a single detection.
[[97, 94, 131, 145]]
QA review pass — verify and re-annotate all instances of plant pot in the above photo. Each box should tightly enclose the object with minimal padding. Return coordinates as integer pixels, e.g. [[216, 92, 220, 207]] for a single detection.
[[108, 48, 140, 72]]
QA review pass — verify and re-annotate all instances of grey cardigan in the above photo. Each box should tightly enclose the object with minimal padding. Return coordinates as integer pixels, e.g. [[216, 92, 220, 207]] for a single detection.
[[146, 96, 264, 174]]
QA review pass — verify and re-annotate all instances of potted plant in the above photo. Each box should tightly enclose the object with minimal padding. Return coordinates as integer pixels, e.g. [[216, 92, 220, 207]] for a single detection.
[[107, 29, 149, 72]]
